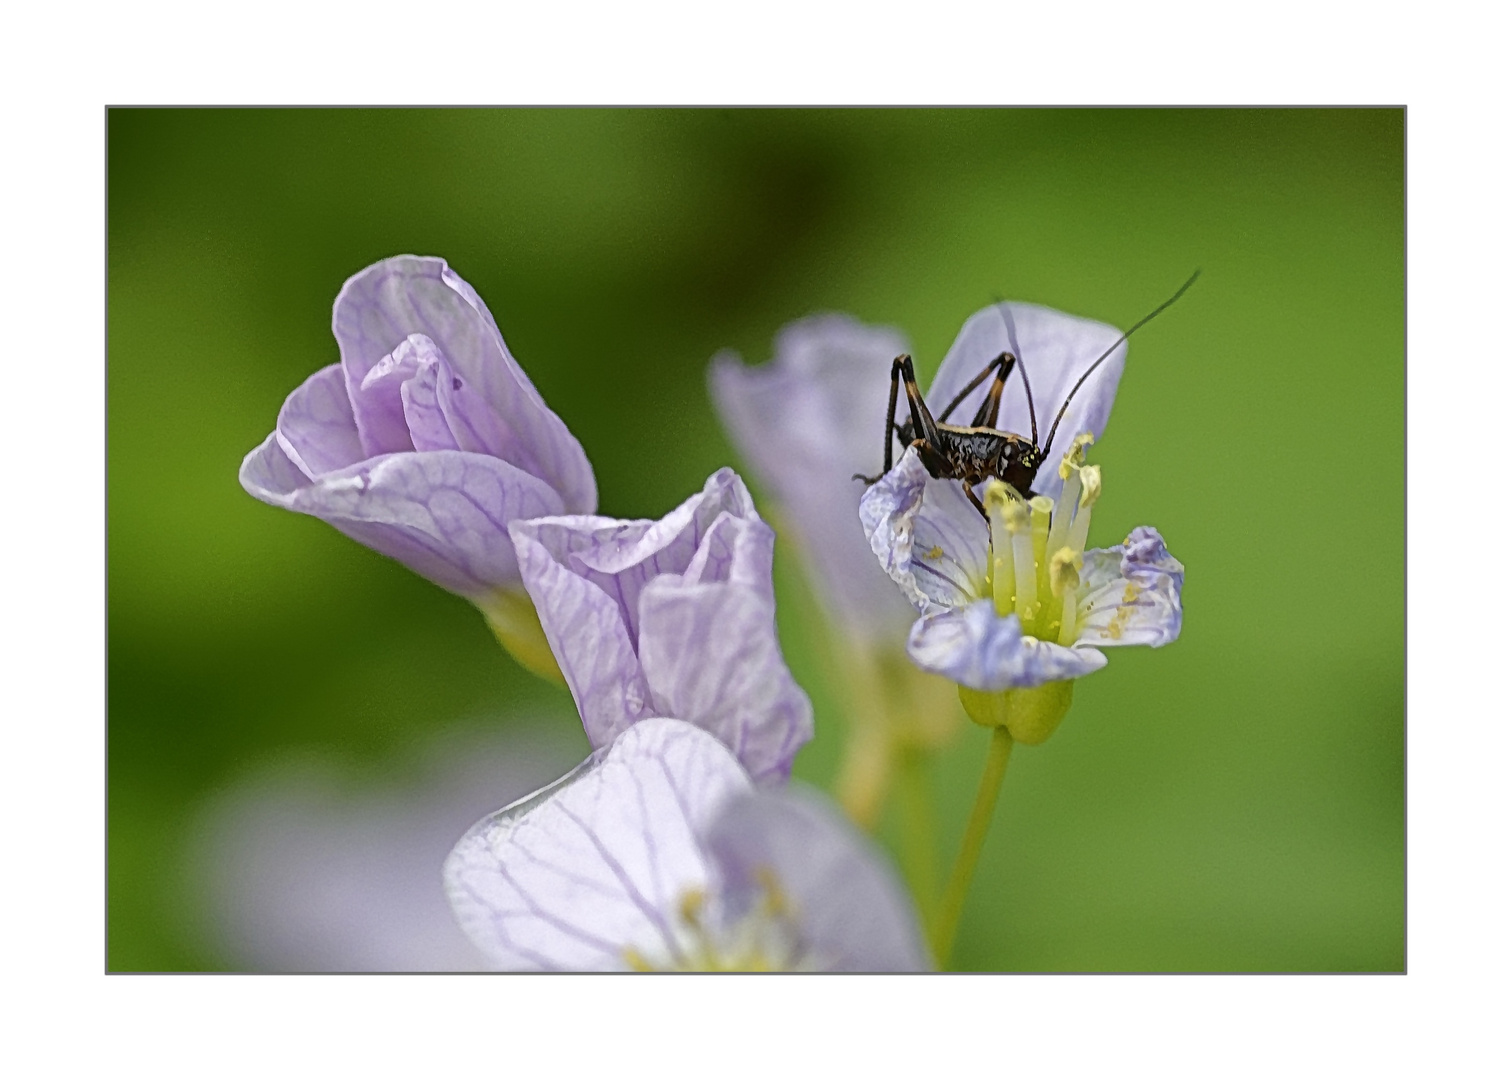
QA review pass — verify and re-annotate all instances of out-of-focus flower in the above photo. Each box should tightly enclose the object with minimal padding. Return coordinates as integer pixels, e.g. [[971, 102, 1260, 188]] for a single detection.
[[859, 300, 1183, 745], [188, 721, 585, 972], [709, 317, 958, 824], [239, 255, 595, 680], [711, 315, 920, 645], [444, 719, 929, 971], [509, 468, 812, 786]]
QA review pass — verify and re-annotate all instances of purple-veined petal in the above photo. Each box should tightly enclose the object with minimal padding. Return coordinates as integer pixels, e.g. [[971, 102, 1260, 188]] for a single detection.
[[510, 521, 653, 747], [859, 448, 988, 614], [907, 599, 1107, 691], [513, 469, 761, 646], [349, 333, 436, 455], [398, 346, 461, 452], [243, 448, 565, 599], [241, 432, 313, 505], [511, 469, 811, 778], [1074, 526, 1185, 649], [703, 786, 930, 972], [273, 364, 366, 479], [710, 315, 919, 641], [637, 574, 813, 786], [444, 718, 751, 971], [929, 301, 1126, 500], [332, 255, 596, 512]]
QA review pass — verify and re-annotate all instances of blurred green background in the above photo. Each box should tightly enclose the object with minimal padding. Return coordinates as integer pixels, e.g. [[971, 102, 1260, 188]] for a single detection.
[[108, 109, 1403, 971]]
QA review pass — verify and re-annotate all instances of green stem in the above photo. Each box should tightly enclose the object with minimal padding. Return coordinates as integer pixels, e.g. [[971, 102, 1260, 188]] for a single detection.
[[931, 726, 1014, 967], [895, 746, 939, 927]]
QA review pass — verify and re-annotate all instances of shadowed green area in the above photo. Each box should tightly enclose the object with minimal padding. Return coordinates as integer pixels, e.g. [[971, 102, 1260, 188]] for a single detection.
[[109, 109, 1402, 971]]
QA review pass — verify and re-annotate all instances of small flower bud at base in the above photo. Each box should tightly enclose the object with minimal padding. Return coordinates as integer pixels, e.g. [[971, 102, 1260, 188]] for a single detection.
[[478, 588, 565, 684], [958, 680, 1075, 745]]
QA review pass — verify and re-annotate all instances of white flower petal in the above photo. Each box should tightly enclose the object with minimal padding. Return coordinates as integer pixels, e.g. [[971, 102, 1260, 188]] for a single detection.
[[907, 599, 1107, 691], [1075, 526, 1185, 648], [859, 449, 988, 613], [444, 719, 752, 971], [703, 786, 930, 972]]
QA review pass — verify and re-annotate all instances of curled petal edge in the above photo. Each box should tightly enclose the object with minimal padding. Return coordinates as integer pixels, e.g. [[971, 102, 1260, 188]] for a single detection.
[[906, 600, 1107, 692]]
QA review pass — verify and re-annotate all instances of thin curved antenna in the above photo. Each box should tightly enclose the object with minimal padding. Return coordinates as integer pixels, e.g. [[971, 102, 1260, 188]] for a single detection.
[[1042, 269, 1201, 455], [993, 298, 1038, 447]]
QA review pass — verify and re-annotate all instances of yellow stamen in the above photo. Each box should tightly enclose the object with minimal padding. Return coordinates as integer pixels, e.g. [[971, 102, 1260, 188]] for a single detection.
[[1077, 464, 1103, 509], [984, 480, 1019, 617], [1047, 433, 1092, 561], [1049, 546, 1083, 598], [1007, 497, 1038, 627], [1030, 496, 1054, 634], [1066, 464, 1101, 557], [1057, 432, 1095, 480], [678, 888, 707, 926]]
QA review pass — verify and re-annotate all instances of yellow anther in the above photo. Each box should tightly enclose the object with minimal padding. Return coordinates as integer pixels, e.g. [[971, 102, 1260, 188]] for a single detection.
[[924, 545, 944, 560], [1058, 432, 1096, 479], [1002, 495, 1031, 534], [623, 947, 655, 972], [755, 866, 792, 918], [1049, 546, 1083, 598], [677, 888, 707, 926], [1077, 464, 1103, 509], [983, 478, 1015, 511]]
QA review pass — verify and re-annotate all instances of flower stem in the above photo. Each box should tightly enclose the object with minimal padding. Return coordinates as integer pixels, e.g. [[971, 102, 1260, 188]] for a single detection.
[[895, 746, 939, 926], [931, 726, 1014, 967]]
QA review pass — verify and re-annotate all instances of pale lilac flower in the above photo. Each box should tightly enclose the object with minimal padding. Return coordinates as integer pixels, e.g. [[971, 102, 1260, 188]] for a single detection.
[[858, 300, 1184, 742], [709, 317, 960, 824], [239, 255, 595, 678], [188, 721, 584, 972], [509, 468, 811, 785], [709, 315, 920, 644], [444, 718, 929, 971]]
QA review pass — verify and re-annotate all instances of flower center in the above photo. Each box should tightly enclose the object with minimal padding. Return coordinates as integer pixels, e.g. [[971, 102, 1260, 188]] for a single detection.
[[622, 871, 812, 972], [982, 433, 1102, 646]]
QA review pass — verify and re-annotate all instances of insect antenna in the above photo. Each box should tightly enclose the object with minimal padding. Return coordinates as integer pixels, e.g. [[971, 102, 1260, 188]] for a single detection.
[[993, 297, 1039, 448], [1041, 269, 1201, 456]]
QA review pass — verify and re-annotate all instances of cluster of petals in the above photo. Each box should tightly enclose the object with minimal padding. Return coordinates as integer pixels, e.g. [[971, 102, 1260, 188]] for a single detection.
[[858, 301, 1185, 692], [241, 258, 1185, 970], [239, 255, 596, 603], [445, 718, 929, 971], [510, 469, 812, 785]]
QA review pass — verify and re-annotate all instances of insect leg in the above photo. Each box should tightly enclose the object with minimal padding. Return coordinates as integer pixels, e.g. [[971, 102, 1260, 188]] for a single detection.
[[898, 355, 944, 461], [854, 354, 929, 484], [961, 480, 987, 520], [969, 353, 1018, 428], [937, 352, 1013, 424]]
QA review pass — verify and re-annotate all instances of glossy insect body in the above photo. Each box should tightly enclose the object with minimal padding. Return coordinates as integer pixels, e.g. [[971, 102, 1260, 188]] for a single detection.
[[922, 425, 1040, 496], [894, 407, 1041, 498], [856, 351, 1044, 514], [854, 271, 1200, 517]]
